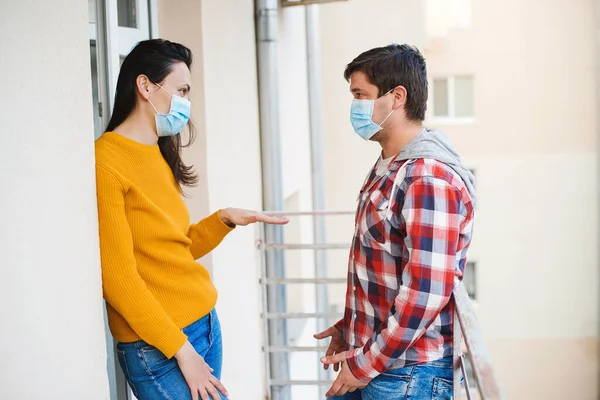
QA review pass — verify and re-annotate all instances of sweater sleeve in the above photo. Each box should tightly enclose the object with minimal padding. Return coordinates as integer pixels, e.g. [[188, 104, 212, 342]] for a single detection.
[[96, 165, 187, 358], [187, 211, 235, 260]]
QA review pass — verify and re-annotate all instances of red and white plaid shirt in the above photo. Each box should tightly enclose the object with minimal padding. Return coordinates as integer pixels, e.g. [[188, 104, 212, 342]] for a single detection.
[[335, 157, 475, 382]]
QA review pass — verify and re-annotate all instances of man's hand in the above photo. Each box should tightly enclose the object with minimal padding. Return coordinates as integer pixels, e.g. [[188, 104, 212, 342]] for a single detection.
[[314, 326, 346, 372], [320, 352, 368, 397]]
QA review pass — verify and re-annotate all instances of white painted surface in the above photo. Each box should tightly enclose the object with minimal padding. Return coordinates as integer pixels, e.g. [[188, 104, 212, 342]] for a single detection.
[[0, 1, 109, 398], [200, 1, 266, 398]]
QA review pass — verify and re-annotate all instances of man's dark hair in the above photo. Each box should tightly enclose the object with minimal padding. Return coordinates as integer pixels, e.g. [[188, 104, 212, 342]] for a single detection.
[[344, 44, 428, 122]]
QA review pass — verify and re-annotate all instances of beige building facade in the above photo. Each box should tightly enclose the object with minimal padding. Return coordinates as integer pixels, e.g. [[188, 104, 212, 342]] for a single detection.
[[424, 1, 599, 399]]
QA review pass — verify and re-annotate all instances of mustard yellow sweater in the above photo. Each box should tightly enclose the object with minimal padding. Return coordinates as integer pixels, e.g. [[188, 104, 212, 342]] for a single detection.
[[95, 132, 233, 358]]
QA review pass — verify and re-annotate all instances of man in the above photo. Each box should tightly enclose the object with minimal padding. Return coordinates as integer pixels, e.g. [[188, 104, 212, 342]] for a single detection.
[[314, 44, 476, 400]]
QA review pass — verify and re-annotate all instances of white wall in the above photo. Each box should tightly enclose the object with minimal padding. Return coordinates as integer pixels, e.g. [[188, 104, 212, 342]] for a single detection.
[[199, 1, 266, 398], [157, 0, 213, 269], [277, 7, 322, 398], [0, 1, 109, 398]]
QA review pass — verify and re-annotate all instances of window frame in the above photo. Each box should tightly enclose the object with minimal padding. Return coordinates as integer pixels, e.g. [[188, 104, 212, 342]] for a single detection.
[[428, 75, 475, 125]]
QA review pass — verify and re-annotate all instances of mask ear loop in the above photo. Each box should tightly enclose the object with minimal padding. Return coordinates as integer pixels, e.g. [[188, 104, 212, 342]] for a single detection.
[[147, 82, 173, 114], [375, 88, 397, 127], [374, 88, 395, 103], [147, 98, 160, 114], [155, 82, 174, 98], [379, 108, 396, 126]]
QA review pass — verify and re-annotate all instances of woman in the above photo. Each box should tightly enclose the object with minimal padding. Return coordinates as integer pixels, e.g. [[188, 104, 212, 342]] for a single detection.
[[95, 39, 287, 400]]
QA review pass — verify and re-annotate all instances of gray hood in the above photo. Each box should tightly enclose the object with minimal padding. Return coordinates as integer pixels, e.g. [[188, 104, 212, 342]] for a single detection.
[[396, 127, 476, 205]]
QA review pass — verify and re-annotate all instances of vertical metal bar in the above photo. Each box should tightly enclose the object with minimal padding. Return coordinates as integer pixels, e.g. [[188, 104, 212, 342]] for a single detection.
[[256, 1, 290, 399], [305, 5, 330, 396], [94, 0, 110, 131], [103, 0, 120, 107], [258, 225, 273, 399], [453, 296, 462, 400], [147, 0, 159, 39]]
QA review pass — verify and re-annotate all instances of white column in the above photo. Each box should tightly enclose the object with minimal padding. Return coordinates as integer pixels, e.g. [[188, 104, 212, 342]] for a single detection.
[[0, 1, 109, 398], [199, 1, 266, 399]]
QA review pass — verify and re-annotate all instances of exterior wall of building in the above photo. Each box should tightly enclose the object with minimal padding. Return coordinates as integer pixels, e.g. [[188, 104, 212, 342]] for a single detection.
[[424, 0, 598, 398], [0, 1, 110, 398]]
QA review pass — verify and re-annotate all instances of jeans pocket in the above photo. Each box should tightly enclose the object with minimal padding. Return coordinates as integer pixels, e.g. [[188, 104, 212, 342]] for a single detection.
[[363, 373, 411, 400], [431, 377, 453, 400], [140, 345, 177, 376]]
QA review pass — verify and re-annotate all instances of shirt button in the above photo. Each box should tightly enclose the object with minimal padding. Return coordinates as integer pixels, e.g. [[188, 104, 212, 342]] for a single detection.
[[353, 286, 357, 291], [353, 313, 357, 320]]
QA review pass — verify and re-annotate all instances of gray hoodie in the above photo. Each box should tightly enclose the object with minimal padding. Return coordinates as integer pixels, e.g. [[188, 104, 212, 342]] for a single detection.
[[396, 127, 476, 205]]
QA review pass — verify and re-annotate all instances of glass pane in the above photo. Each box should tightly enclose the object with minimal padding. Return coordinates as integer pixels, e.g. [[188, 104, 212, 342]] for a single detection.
[[433, 79, 449, 117], [118, 0, 137, 28], [88, 0, 96, 24], [455, 75, 474, 117], [464, 261, 476, 299]]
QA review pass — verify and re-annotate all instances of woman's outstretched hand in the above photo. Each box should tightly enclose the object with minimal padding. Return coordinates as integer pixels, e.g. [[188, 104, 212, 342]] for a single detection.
[[218, 208, 289, 227]]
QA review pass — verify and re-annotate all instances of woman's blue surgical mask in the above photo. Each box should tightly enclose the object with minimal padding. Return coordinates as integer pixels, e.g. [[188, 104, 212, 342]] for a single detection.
[[148, 83, 191, 137], [350, 89, 395, 140]]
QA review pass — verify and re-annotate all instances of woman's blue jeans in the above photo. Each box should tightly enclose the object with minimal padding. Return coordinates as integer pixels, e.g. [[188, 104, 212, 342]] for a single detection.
[[116, 309, 227, 400]]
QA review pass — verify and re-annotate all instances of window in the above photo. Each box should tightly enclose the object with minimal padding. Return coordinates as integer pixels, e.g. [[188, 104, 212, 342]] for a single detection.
[[118, 0, 137, 28], [88, 1, 153, 398], [430, 76, 474, 121], [464, 261, 477, 300]]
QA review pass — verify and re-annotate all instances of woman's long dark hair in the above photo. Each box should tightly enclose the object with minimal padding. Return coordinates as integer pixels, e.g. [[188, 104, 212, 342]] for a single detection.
[[105, 39, 198, 188]]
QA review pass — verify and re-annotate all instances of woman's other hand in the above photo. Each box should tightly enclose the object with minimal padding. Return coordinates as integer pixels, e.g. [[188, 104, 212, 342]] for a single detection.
[[174, 341, 228, 400]]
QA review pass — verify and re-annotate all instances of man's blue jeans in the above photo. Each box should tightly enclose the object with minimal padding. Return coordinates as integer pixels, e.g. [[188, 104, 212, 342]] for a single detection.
[[328, 356, 453, 400], [116, 308, 227, 400]]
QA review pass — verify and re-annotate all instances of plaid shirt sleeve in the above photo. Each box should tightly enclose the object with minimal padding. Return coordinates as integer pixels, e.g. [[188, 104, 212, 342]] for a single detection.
[[346, 176, 463, 382]]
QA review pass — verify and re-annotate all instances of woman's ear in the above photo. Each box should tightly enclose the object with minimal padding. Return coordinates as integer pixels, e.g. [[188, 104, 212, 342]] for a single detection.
[[136, 75, 152, 100]]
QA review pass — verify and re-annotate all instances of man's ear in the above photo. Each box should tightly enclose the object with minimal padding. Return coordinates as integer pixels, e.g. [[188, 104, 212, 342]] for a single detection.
[[392, 86, 407, 110]]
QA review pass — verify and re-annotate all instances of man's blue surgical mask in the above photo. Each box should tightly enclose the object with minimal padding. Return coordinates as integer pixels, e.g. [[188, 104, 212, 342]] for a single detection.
[[148, 83, 191, 137], [350, 89, 395, 140]]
